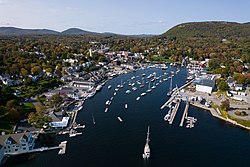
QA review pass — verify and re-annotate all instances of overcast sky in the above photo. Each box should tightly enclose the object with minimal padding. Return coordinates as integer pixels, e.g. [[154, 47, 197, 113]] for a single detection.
[[0, 0, 249, 34]]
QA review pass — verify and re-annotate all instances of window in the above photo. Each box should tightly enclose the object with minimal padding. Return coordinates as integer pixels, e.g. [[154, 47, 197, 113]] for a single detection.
[[15, 149, 18, 151]]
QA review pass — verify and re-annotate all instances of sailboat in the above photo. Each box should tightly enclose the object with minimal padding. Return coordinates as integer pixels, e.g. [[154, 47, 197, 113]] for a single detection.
[[92, 113, 96, 125], [146, 82, 151, 93], [167, 76, 173, 96], [120, 80, 123, 88], [140, 78, 145, 88], [142, 126, 151, 159]]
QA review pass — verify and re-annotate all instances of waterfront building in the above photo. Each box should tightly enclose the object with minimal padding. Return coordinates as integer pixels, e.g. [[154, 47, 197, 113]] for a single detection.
[[49, 116, 70, 129], [0, 132, 35, 164], [195, 78, 215, 94]]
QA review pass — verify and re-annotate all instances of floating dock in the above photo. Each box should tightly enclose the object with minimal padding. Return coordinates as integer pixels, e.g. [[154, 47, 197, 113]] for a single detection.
[[179, 102, 189, 127]]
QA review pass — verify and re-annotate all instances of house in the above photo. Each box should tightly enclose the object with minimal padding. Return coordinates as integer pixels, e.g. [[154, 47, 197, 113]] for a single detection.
[[49, 112, 69, 129], [227, 77, 235, 89], [234, 84, 243, 91], [71, 81, 95, 90], [196, 79, 215, 94], [0, 132, 35, 164]]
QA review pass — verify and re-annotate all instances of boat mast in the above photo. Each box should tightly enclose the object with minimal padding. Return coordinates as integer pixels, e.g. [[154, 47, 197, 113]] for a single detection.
[[146, 126, 150, 144], [169, 76, 172, 92]]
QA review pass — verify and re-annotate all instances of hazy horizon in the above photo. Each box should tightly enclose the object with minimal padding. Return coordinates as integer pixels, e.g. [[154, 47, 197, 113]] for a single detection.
[[0, 0, 250, 35]]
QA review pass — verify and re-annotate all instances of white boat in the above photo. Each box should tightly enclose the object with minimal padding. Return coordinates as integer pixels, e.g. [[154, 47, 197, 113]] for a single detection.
[[78, 106, 83, 111], [105, 100, 110, 105], [126, 90, 131, 94], [151, 82, 156, 89], [125, 104, 128, 109], [146, 82, 152, 93], [105, 100, 111, 105], [105, 108, 109, 113], [108, 85, 112, 89], [96, 85, 102, 92], [141, 92, 146, 96], [132, 87, 137, 91], [142, 126, 150, 159], [136, 97, 140, 101], [117, 116, 123, 122], [115, 88, 119, 91], [114, 92, 117, 96]]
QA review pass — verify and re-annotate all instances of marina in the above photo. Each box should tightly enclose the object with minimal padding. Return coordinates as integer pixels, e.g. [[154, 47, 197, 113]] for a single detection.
[[7, 66, 250, 167]]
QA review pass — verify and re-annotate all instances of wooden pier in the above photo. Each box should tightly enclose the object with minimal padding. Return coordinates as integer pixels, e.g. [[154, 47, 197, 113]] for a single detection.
[[179, 102, 189, 127], [169, 101, 180, 125], [6, 141, 67, 156], [161, 94, 176, 109]]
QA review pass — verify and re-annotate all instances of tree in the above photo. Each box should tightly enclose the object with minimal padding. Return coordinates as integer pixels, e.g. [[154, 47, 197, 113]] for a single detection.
[[218, 80, 229, 91], [6, 99, 17, 109], [49, 93, 63, 109], [20, 68, 29, 77], [28, 102, 51, 128], [9, 108, 21, 122], [221, 99, 230, 111]]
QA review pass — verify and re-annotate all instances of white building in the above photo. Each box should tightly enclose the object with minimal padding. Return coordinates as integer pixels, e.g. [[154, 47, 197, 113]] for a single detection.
[[71, 81, 95, 90], [0, 132, 35, 164], [49, 117, 70, 129], [196, 79, 215, 94], [234, 84, 243, 91]]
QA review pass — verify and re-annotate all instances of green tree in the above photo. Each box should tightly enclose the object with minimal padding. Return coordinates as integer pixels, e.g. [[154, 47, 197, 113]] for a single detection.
[[49, 93, 63, 109], [218, 80, 229, 91], [221, 99, 230, 111]]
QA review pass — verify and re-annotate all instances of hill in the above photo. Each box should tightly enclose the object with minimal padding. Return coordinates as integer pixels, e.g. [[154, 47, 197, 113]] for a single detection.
[[0, 27, 59, 36], [161, 21, 250, 39], [61, 28, 99, 35]]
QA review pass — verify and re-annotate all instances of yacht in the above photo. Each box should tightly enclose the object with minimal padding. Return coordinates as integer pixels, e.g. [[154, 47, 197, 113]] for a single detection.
[[141, 92, 147, 96], [126, 90, 131, 94], [136, 97, 141, 101], [142, 126, 150, 159], [108, 85, 112, 89], [125, 103, 128, 109], [104, 108, 109, 113], [132, 87, 137, 91], [96, 85, 102, 92], [117, 116, 123, 122], [78, 106, 83, 111]]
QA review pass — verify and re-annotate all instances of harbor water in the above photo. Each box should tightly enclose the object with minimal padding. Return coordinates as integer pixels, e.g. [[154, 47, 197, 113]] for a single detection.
[[7, 67, 250, 167]]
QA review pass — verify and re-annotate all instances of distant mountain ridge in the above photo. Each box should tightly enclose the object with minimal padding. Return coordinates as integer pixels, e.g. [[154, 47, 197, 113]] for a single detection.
[[0, 27, 59, 36], [161, 21, 250, 39], [61, 28, 99, 35], [1, 21, 250, 37], [0, 27, 107, 36]]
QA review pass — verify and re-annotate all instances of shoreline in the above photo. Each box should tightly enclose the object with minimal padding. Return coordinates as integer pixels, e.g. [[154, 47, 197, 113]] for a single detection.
[[182, 98, 250, 131]]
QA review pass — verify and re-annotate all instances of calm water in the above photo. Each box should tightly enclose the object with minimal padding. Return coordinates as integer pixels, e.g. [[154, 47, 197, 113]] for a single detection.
[[7, 67, 250, 167]]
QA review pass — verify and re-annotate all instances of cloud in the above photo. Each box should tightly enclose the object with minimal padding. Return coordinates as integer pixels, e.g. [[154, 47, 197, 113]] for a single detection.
[[0, 0, 4, 5]]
